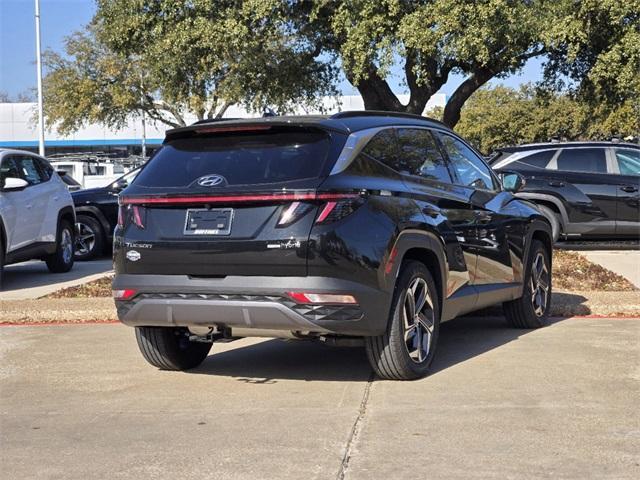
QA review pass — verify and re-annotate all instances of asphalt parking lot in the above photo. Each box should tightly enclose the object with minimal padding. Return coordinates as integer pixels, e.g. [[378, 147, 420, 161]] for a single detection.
[[0, 259, 113, 300], [1, 316, 638, 479]]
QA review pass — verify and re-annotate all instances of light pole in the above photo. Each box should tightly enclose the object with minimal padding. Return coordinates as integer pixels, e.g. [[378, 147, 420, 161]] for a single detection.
[[34, 0, 45, 156]]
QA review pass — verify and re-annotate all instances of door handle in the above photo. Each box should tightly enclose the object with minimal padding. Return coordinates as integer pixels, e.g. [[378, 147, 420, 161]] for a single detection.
[[548, 181, 565, 187], [620, 185, 638, 193], [26, 204, 33, 209]]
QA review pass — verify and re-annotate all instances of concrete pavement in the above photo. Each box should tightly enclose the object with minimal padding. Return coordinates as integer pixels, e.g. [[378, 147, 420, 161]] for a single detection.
[[1, 316, 638, 479], [0, 258, 112, 300], [580, 250, 640, 288]]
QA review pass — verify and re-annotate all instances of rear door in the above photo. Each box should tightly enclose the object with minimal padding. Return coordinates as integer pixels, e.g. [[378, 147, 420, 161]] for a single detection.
[[612, 147, 640, 236], [436, 132, 527, 287], [549, 147, 616, 235], [393, 127, 479, 293], [119, 126, 342, 276]]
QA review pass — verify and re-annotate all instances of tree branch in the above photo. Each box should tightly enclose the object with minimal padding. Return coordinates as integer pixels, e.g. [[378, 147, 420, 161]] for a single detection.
[[442, 66, 494, 128]]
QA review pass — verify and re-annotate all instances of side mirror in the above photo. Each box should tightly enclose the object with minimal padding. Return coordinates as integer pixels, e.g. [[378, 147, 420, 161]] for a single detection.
[[500, 171, 526, 193], [1, 177, 29, 191], [111, 179, 127, 191]]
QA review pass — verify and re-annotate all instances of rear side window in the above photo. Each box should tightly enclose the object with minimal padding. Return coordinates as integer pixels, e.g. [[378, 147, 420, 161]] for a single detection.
[[614, 149, 640, 176], [556, 148, 607, 173], [35, 157, 53, 181], [517, 150, 555, 168], [135, 130, 331, 188], [396, 128, 452, 183], [361, 129, 401, 171]]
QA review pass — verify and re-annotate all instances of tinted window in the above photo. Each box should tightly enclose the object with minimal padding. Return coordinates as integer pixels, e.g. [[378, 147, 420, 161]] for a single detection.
[[35, 157, 53, 181], [615, 149, 640, 176], [396, 128, 451, 183], [135, 130, 331, 188], [518, 150, 555, 168], [361, 129, 401, 171], [17, 157, 44, 185], [556, 148, 607, 173], [438, 133, 495, 190]]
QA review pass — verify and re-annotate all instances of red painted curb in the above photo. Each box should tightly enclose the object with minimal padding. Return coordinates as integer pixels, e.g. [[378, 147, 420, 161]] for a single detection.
[[0, 320, 120, 327]]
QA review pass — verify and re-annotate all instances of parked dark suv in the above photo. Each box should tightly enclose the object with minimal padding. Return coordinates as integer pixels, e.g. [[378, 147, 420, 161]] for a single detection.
[[72, 168, 139, 260], [490, 142, 640, 241], [113, 112, 552, 380]]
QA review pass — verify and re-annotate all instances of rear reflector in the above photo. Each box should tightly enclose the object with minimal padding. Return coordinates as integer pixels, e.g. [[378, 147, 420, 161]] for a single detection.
[[287, 292, 357, 304], [121, 192, 359, 206], [113, 289, 138, 300]]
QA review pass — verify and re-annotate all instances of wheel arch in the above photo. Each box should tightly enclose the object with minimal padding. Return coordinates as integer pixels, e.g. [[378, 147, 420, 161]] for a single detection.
[[526, 219, 553, 271], [385, 229, 447, 315], [56, 206, 76, 232], [516, 193, 569, 226], [75, 206, 109, 238]]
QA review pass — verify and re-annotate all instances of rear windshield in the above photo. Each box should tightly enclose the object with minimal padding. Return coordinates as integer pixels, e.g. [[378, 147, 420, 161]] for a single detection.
[[134, 130, 331, 188]]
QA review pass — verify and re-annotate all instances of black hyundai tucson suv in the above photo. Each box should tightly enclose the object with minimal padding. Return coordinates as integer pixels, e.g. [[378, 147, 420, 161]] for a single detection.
[[490, 141, 640, 242], [113, 112, 552, 380]]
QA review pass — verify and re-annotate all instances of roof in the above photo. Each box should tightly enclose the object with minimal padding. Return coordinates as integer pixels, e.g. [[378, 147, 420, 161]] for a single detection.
[[498, 141, 639, 152], [165, 111, 451, 140]]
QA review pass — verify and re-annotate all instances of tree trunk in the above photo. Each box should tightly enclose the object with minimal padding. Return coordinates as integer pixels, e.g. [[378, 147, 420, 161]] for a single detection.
[[442, 67, 493, 128]]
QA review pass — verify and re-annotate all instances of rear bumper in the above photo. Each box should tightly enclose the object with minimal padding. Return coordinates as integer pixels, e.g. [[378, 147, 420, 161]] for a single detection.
[[113, 274, 390, 336]]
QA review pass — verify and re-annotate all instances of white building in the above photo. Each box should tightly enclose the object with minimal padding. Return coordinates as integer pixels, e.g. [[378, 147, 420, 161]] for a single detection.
[[0, 93, 447, 156]]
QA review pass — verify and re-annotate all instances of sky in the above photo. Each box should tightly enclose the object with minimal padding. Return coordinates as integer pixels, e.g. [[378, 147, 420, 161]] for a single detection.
[[0, 0, 544, 101]]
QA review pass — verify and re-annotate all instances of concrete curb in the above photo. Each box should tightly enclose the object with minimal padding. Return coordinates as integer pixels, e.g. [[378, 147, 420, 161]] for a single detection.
[[1, 289, 638, 325]]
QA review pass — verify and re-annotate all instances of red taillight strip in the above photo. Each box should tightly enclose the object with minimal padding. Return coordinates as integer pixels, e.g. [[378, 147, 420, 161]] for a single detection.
[[120, 192, 359, 205], [316, 201, 337, 223], [195, 125, 272, 134]]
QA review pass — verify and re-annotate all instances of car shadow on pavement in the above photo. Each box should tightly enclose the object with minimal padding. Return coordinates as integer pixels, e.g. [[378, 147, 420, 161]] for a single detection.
[[431, 315, 566, 374], [188, 313, 569, 382], [189, 338, 373, 383]]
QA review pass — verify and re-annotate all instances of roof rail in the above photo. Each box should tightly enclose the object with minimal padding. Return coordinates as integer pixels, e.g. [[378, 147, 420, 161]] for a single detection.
[[330, 110, 447, 127]]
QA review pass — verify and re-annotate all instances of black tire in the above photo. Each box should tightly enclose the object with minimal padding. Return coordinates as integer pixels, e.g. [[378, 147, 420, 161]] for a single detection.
[[365, 261, 440, 380], [537, 205, 561, 243], [45, 219, 75, 273], [74, 215, 104, 261], [0, 234, 4, 290], [135, 326, 212, 371], [503, 239, 551, 328]]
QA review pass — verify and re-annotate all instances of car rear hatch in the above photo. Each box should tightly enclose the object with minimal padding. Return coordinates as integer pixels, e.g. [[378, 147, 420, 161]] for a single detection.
[[118, 123, 350, 276]]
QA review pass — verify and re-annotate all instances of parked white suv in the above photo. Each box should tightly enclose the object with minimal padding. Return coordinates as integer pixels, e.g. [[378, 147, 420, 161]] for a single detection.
[[0, 149, 76, 288]]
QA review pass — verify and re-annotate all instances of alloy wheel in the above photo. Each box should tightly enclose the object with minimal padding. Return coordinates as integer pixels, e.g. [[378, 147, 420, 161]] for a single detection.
[[402, 277, 435, 363], [61, 228, 73, 264], [75, 222, 96, 257], [530, 252, 550, 317]]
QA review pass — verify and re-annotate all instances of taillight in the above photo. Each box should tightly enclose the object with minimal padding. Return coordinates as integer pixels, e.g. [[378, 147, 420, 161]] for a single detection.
[[315, 198, 363, 224], [286, 292, 357, 304], [113, 289, 138, 300], [277, 202, 313, 227], [117, 205, 146, 229]]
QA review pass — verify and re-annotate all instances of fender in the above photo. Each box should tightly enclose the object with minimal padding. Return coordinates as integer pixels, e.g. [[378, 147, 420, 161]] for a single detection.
[[515, 192, 569, 226], [56, 205, 76, 231], [522, 216, 553, 282], [382, 228, 448, 311], [74, 205, 111, 239]]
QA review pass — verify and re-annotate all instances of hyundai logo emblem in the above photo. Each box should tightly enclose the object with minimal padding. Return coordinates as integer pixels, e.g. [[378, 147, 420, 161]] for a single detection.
[[196, 175, 227, 187]]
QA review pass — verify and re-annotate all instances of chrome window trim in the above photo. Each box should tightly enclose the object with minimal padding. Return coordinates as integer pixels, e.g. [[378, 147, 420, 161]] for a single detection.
[[329, 127, 390, 175]]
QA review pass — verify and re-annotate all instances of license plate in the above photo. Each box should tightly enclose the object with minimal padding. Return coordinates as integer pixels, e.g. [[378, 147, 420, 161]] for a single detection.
[[183, 208, 233, 235]]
